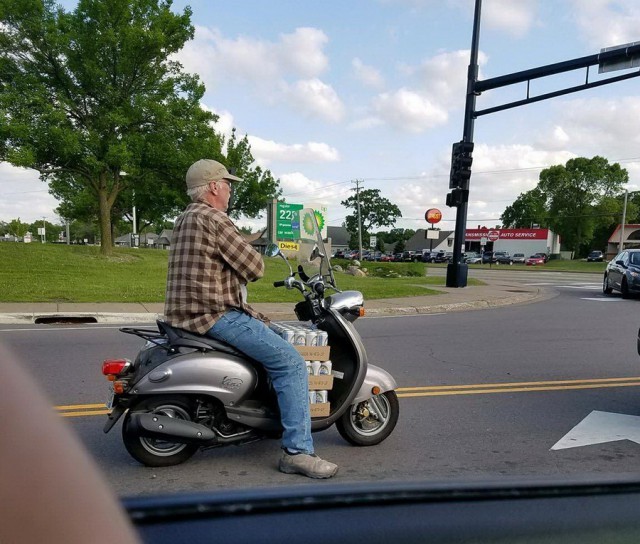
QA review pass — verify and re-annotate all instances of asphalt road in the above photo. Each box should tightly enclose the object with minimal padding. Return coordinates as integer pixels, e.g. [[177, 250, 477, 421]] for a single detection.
[[3, 269, 640, 497]]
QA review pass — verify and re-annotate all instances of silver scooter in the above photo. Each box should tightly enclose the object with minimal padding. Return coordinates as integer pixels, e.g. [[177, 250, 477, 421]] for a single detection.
[[101, 208, 399, 467]]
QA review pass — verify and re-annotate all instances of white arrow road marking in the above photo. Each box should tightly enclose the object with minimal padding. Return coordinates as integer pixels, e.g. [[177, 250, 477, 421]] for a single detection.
[[551, 410, 640, 450], [580, 297, 621, 301]]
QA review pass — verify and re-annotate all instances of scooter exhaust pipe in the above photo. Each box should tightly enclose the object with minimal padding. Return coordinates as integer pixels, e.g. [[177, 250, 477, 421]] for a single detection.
[[128, 413, 217, 445]]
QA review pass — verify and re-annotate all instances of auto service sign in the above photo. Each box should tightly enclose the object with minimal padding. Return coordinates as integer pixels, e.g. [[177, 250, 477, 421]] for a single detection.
[[465, 228, 548, 241]]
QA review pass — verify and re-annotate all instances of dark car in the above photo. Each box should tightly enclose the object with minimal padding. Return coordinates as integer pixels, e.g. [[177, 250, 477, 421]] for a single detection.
[[482, 251, 511, 264], [603, 249, 640, 298], [434, 251, 453, 263], [401, 250, 415, 262], [333, 250, 346, 259], [587, 250, 604, 262]]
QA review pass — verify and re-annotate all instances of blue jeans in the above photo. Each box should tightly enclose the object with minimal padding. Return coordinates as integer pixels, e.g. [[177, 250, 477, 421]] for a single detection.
[[207, 310, 314, 455]]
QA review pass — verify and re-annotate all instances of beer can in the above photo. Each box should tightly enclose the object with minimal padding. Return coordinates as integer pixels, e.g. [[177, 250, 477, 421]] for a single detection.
[[305, 361, 313, 375], [315, 391, 328, 403], [319, 360, 332, 376], [308, 391, 316, 404], [305, 330, 319, 346], [317, 331, 329, 346], [293, 329, 307, 345], [281, 329, 295, 344]]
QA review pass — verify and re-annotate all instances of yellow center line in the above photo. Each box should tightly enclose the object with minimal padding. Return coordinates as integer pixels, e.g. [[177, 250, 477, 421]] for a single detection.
[[54, 377, 640, 417], [55, 403, 107, 411], [397, 376, 640, 393], [60, 409, 111, 417], [398, 382, 640, 398]]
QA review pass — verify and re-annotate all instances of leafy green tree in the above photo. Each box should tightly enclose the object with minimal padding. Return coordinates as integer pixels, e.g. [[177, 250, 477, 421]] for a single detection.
[[8, 218, 29, 238], [341, 188, 402, 246], [224, 130, 282, 221], [539, 157, 627, 254], [500, 188, 547, 228], [393, 239, 405, 253], [0, 221, 8, 236], [28, 219, 62, 243], [0, 0, 220, 254]]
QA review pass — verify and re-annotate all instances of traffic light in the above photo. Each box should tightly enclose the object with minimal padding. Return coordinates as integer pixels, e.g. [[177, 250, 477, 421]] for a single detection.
[[446, 188, 469, 208], [449, 140, 474, 189]]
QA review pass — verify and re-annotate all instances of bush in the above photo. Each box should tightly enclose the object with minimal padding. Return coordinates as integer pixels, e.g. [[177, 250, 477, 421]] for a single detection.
[[368, 262, 425, 278]]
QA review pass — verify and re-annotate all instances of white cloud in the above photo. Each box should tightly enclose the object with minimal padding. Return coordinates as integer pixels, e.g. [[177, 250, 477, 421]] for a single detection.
[[0, 163, 61, 223], [371, 88, 449, 132], [285, 79, 346, 123], [276, 27, 329, 78], [176, 26, 341, 121], [483, 0, 537, 38], [568, 0, 640, 49], [352, 58, 385, 88], [248, 136, 340, 166], [355, 49, 485, 133]]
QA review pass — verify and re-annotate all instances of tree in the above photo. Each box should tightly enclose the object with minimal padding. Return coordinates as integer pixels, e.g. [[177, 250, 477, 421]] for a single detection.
[[224, 129, 282, 221], [500, 157, 628, 255], [8, 218, 28, 238], [539, 157, 627, 254], [28, 219, 62, 243], [500, 188, 547, 229], [0, 0, 221, 255], [341, 189, 402, 246]]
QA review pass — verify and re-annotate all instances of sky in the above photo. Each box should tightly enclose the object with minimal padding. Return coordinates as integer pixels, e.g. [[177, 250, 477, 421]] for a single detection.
[[2, 0, 640, 234]]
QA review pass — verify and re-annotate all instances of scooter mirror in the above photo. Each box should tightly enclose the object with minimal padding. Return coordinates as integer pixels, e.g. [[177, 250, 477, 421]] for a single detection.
[[265, 243, 281, 257]]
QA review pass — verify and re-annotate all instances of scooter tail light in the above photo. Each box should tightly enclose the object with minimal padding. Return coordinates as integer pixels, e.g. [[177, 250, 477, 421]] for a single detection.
[[102, 359, 130, 376], [359, 307, 365, 317]]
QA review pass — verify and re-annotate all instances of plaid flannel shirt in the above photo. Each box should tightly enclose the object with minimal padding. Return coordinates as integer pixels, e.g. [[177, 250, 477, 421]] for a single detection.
[[164, 201, 266, 334]]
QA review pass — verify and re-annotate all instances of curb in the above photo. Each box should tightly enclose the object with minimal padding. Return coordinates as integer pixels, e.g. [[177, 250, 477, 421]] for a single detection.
[[0, 289, 545, 325]]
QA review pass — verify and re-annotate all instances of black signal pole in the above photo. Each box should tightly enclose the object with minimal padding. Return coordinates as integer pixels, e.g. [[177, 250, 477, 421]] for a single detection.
[[446, 0, 482, 288], [445, 0, 640, 288]]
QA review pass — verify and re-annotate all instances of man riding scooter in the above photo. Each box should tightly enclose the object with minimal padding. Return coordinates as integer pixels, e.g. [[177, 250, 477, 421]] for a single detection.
[[164, 159, 338, 479]]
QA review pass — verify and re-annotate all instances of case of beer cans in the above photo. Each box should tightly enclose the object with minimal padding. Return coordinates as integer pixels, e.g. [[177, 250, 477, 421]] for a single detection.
[[271, 322, 333, 417]]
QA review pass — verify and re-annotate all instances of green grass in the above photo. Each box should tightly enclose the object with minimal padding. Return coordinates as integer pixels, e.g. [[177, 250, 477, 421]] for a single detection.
[[0, 243, 481, 303]]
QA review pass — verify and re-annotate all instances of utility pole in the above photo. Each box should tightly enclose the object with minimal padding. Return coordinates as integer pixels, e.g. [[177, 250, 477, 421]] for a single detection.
[[41, 216, 46, 243], [619, 189, 628, 252], [352, 179, 363, 260]]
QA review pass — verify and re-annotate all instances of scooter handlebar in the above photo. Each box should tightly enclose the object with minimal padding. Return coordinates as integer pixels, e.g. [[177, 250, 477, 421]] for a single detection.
[[273, 280, 286, 288]]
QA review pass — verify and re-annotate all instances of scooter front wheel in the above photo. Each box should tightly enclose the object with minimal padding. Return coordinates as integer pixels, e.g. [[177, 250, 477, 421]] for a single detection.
[[122, 396, 199, 467], [336, 391, 399, 446]]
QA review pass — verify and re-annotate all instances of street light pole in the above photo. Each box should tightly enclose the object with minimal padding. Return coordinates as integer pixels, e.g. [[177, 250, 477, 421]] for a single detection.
[[619, 189, 628, 253]]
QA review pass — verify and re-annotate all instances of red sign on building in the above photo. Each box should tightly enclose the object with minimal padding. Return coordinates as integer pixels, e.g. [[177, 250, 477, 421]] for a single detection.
[[465, 228, 548, 241]]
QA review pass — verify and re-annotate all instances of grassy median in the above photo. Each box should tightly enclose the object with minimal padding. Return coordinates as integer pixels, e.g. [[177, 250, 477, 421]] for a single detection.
[[0, 243, 472, 303]]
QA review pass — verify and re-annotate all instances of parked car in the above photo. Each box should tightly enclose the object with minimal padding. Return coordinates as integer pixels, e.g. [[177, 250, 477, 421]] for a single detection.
[[333, 250, 346, 259], [483, 251, 512, 265], [512, 253, 526, 264], [532, 252, 549, 263], [402, 250, 415, 262], [463, 252, 482, 264], [526, 254, 545, 266], [421, 250, 437, 263], [393, 253, 403, 262], [434, 251, 453, 263], [603, 249, 640, 298], [587, 250, 604, 262], [380, 253, 393, 262]]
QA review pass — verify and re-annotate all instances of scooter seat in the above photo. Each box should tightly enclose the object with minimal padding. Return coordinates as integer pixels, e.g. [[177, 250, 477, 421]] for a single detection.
[[157, 321, 246, 357]]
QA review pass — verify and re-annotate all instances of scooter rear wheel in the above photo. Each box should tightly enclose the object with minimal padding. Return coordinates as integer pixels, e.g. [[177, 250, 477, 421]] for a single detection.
[[336, 391, 399, 446], [122, 396, 199, 467]]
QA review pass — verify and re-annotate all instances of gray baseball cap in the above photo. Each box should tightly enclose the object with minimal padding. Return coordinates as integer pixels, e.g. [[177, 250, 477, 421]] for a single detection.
[[185, 159, 243, 189]]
